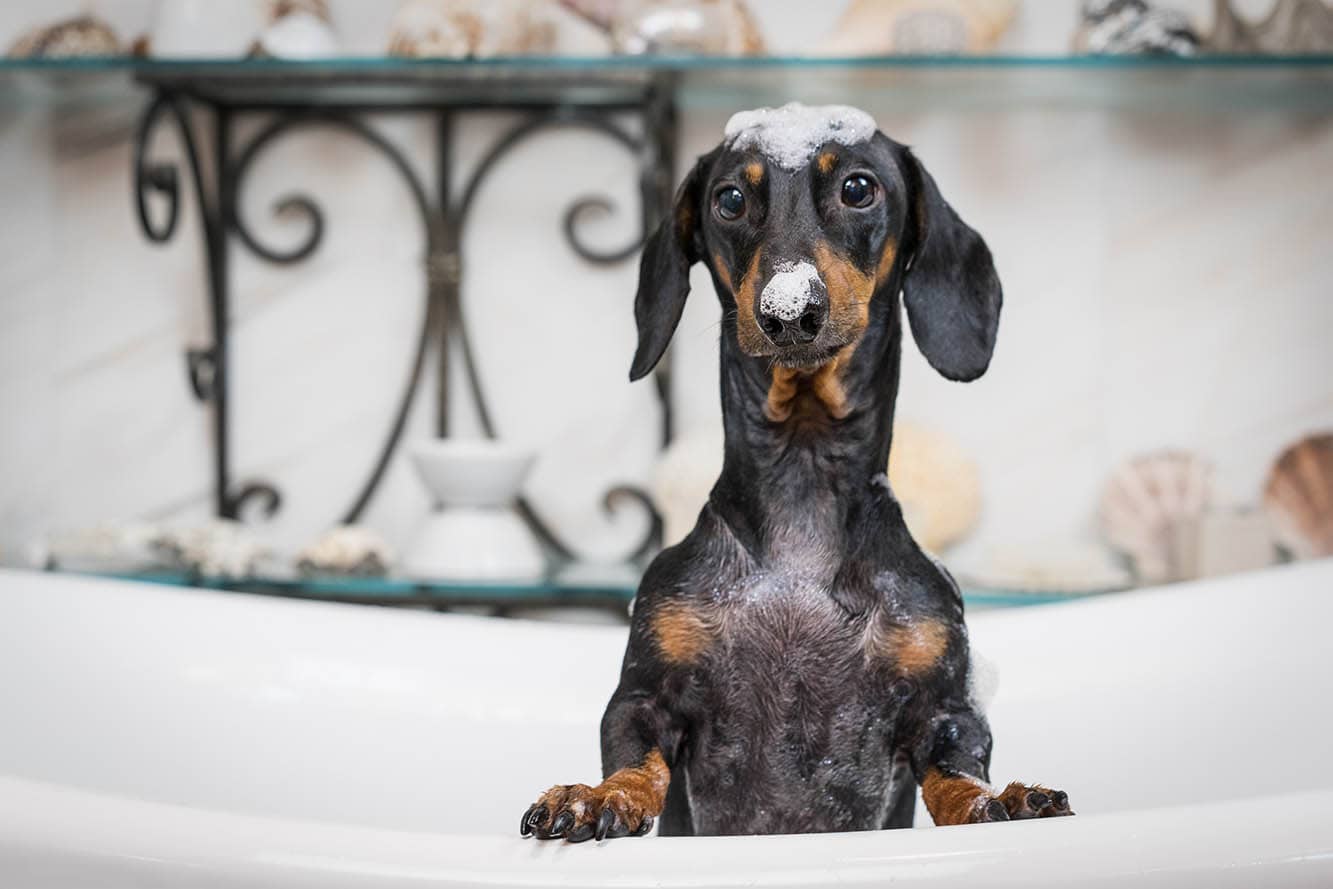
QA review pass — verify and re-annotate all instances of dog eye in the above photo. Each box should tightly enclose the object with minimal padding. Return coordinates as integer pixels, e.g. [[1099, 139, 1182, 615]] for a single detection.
[[841, 175, 876, 208], [715, 186, 746, 221]]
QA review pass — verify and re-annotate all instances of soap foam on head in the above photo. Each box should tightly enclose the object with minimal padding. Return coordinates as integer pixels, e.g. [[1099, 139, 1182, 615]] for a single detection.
[[760, 261, 821, 322], [724, 102, 877, 170]]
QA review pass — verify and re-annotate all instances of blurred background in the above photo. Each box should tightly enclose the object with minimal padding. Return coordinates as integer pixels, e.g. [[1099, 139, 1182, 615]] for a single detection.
[[0, 0, 1329, 620]]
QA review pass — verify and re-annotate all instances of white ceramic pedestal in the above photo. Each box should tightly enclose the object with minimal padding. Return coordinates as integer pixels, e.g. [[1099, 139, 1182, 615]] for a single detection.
[[403, 439, 546, 584]]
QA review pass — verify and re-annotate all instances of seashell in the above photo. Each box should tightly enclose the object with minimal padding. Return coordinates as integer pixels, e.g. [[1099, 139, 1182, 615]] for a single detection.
[[1209, 0, 1333, 54], [7, 15, 121, 59], [1263, 433, 1333, 559], [256, 0, 341, 59], [297, 525, 394, 577], [1072, 0, 1200, 56], [1098, 450, 1213, 585], [388, 0, 556, 59], [150, 521, 269, 580], [559, 0, 764, 56], [815, 0, 1017, 57], [42, 522, 164, 574]]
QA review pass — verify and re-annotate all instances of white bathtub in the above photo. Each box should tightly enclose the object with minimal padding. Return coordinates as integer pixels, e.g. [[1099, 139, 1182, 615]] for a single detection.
[[1, 562, 1330, 888]]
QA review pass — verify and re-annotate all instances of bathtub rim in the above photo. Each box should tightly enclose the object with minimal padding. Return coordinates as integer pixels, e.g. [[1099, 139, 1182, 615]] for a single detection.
[[2, 774, 1331, 888]]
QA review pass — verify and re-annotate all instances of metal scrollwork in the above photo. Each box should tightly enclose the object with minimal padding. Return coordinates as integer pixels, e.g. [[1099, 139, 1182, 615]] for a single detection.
[[450, 111, 664, 561], [133, 87, 670, 562], [227, 114, 440, 526], [134, 93, 282, 520]]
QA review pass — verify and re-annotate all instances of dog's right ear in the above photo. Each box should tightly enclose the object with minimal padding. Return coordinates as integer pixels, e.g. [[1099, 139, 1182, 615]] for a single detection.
[[629, 156, 708, 382]]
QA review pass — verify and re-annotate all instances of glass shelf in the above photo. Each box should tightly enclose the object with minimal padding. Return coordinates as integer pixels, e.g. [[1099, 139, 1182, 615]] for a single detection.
[[2, 54, 1330, 111], [68, 567, 1114, 617]]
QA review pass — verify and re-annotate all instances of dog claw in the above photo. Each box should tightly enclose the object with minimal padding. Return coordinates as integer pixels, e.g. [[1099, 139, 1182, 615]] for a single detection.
[[567, 822, 597, 843], [523, 779, 657, 843], [994, 782, 1073, 821], [525, 805, 548, 832], [550, 811, 574, 836], [595, 808, 617, 841]]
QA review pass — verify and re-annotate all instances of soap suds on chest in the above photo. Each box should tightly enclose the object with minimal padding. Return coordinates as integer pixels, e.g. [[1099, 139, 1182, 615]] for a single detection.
[[724, 102, 877, 170]]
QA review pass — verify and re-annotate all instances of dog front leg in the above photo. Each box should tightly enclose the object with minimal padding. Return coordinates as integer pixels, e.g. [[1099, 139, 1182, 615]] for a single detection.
[[521, 683, 680, 843], [912, 703, 1073, 825]]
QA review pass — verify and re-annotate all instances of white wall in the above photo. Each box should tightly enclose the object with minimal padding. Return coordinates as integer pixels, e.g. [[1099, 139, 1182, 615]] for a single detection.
[[1, 2, 1329, 577]]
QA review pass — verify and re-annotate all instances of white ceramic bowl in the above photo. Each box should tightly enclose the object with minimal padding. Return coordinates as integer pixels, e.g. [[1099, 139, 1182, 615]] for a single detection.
[[407, 439, 536, 509], [401, 507, 547, 583]]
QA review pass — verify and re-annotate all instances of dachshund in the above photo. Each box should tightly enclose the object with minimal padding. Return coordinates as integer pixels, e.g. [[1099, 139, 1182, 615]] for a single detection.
[[520, 103, 1073, 842]]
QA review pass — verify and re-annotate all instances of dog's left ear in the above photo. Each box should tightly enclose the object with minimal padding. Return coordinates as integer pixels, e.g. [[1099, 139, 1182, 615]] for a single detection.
[[900, 149, 1002, 382], [629, 156, 708, 382]]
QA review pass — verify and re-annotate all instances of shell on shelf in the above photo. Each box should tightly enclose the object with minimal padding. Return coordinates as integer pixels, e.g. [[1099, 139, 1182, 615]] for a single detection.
[[256, 0, 341, 59], [150, 521, 269, 580], [1209, 0, 1333, 54], [1263, 433, 1333, 559], [388, 0, 557, 59], [559, 0, 764, 56], [815, 0, 1018, 57], [7, 15, 121, 59], [1098, 450, 1214, 585], [1073, 0, 1200, 56], [296, 525, 394, 577]]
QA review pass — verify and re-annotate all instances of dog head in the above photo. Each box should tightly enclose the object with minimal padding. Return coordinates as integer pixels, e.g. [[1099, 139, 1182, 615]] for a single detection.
[[630, 102, 1001, 384]]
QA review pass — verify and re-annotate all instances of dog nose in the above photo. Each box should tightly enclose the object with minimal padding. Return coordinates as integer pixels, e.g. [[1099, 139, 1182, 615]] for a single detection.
[[759, 301, 827, 346], [758, 262, 827, 346]]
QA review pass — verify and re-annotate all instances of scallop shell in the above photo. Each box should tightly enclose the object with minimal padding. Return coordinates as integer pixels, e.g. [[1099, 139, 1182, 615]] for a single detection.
[[297, 525, 394, 577], [559, 0, 765, 56], [150, 521, 269, 580], [388, 0, 556, 59], [815, 0, 1018, 57], [1209, 0, 1333, 54], [269, 0, 332, 23], [1098, 450, 1213, 585], [1263, 433, 1333, 559], [7, 15, 121, 58]]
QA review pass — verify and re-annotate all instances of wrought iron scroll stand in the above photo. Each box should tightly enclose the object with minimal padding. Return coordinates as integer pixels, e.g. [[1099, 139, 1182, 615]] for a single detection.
[[132, 71, 676, 564]]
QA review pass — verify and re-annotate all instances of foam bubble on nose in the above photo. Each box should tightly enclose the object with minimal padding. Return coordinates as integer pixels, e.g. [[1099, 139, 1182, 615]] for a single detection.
[[760, 261, 821, 322], [724, 102, 876, 171]]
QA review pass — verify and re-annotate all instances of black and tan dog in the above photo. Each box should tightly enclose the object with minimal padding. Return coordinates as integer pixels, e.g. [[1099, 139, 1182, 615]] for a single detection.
[[521, 103, 1072, 842]]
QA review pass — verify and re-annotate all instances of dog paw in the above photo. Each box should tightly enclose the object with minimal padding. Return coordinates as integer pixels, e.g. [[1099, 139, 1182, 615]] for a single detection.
[[520, 783, 656, 842], [993, 783, 1074, 820]]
